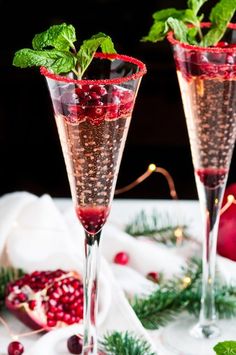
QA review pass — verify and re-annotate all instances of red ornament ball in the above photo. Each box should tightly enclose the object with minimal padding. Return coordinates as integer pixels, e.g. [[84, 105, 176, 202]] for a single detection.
[[113, 251, 129, 265], [8, 341, 24, 355], [217, 183, 236, 261]]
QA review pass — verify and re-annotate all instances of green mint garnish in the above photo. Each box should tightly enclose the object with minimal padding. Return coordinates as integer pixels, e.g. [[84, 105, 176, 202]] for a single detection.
[[13, 23, 116, 78], [32, 23, 76, 52], [143, 0, 236, 47], [213, 340, 236, 355], [201, 0, 236, 46]]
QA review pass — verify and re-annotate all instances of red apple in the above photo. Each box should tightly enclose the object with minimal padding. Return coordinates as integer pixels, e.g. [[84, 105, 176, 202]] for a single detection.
[[217, 183, 236, 261]]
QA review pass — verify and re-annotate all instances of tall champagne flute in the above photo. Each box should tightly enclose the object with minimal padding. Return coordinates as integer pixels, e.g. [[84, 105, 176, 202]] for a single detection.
[[164, 24, 236, 353], [41, 53, 146, 354]]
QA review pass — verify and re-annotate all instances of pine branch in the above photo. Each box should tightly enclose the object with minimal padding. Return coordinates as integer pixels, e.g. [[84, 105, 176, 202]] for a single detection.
[[132, 257, 236, 330], [125, 210, 190, 245], [0, 267, 25, 308], [102, 331, 156, 355]]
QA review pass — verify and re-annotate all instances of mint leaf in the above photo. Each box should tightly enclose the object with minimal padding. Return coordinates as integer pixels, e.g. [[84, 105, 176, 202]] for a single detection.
[[213, 340, 236, 355], [182, 9, 199, 26], [201, 0, 236, 46], [152, 8, 186, 21], [32, 23, 76, 51], [166, 18, 188, 43], [13, 49, 75, 74], [187, 0, 208, 15], [77, 32, 116, 77], [142, 22, 168, 42], [142, 8, 190, 43], [187, 27, 199, 44]]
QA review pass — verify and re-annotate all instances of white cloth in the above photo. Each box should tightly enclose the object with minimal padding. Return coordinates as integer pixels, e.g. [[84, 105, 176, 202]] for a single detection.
[[0, 192, 235, 355], [0, 192, 157, 354]]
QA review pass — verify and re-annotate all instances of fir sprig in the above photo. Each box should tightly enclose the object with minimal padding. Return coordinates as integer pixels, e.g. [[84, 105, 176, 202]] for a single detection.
[[132, 258, 236, 330], [125, 210, 190, 246], [0, 267, 25, 308], [102, 331, 156, 355]]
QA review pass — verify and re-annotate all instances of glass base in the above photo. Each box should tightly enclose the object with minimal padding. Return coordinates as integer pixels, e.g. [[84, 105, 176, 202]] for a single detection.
[[158, 314, 236, 355], [190, 321, 220, 339]]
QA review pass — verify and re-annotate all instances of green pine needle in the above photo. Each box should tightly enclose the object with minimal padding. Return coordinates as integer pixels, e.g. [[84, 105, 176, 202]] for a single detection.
[[125, 210, 190, 245], [132, 258, 236, 330], [0, 267, 25, 308], [102, 331, 156, 355]]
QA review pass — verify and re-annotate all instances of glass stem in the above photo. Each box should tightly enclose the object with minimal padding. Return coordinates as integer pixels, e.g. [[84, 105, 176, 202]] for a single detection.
[[197, 184, 225, 338], [82, 230, 101, 355]]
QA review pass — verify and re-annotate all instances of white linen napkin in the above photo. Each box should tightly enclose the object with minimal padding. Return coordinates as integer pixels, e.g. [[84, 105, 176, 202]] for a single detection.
[[0, 192, 157, 354]]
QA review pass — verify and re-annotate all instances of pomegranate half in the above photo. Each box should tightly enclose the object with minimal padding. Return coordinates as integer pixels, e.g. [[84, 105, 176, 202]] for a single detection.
[[5, 269, 83, 330]]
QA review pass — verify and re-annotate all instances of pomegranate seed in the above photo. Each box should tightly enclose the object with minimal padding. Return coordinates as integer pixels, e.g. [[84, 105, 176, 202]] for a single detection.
[[28, 300, 37, 310], [46, 311, 55, 320], [91, 85, 107, 96], [56, 311, 64, 320], [75, 305, 83, 317], [8, 341, 24, 355], [113, 252, 129, 265], [67, 334, 83, 354], [146, 271, 159, 283], [51, 292, 60, 300], [47, 319, 57, 327], [63, 313, 72, 323], [61, 295, 70, 303], [17, 293, 27, 302]]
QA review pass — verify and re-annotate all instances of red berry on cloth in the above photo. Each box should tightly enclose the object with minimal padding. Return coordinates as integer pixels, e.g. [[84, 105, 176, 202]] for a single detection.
[[146, 271, 159, 283], [67, 335, 83, 354], [8, 341, 24, 355], [113, 252, 129, 265]]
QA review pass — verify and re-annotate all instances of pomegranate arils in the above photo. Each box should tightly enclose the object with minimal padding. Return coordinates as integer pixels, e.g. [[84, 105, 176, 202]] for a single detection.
[[8, 341, 24, 355], [59, 84, 134, 125], [6, 269, 83, 331], [67, 334, 83, 354], [28, 300, 37, 310]]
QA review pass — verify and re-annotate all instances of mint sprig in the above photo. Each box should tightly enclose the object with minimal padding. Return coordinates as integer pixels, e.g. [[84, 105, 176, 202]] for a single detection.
[[32, 23, 76, 52], [13, 23, 116, 78], [214, 340, 236, 355], [143, 0, 236, 47]]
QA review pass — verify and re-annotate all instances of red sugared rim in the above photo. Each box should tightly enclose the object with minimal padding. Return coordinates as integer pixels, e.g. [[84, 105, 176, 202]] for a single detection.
[[40, 52, 146, 84], [167, 22, 236, 52]]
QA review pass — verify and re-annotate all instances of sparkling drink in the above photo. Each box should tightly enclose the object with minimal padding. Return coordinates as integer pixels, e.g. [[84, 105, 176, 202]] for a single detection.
[[42, 53, 146, 354], [54, 84, 134, 234], [165, 24, 236, 353]]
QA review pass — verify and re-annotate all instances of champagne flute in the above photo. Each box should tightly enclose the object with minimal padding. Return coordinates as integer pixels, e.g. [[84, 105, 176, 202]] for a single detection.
[[41, 53, 146, 354], [161, 24, 236, 354]]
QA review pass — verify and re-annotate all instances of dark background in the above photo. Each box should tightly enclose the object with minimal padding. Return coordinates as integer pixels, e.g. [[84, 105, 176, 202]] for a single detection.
[[0, 0, 236, 200]]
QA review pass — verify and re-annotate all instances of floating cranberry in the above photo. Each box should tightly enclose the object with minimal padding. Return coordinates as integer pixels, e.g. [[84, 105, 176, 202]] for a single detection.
[[8, 341, 24, 355], [114, 251, 129, 265], [67, 335, 83, 354], [146, 271, 159, 283]]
